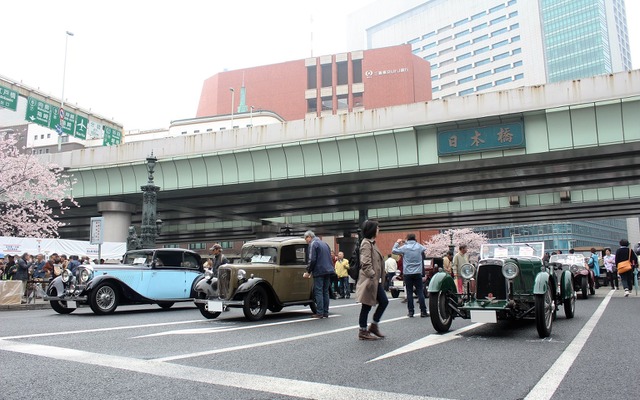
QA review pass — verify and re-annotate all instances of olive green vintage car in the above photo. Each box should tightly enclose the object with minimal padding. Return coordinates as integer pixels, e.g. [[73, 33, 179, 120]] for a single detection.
[[428, 243, 576, 338], [193, 237, 317, 321]]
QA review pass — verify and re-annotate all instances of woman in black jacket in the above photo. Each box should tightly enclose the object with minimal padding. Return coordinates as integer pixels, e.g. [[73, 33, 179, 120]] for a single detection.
[[614, 239, 637, 297]]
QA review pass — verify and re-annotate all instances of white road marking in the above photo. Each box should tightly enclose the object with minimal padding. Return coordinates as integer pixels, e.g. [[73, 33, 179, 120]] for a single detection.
[[0, 339, 453, 400], [152, 315, 408, 362], [524, 290, 613, 400], [367, 323, 485, 363]]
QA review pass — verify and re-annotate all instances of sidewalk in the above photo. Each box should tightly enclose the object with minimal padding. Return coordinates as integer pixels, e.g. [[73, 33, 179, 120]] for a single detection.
[[0, 296, 51, 311]]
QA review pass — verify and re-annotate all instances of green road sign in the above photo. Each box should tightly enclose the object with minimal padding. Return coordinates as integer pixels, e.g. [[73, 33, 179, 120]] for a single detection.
[[103, 126, 122, 146], [50, 106, 76, 135], [25, 97, 53, 127], [0, 85, 18, 111], [74, 115, 88, 139]]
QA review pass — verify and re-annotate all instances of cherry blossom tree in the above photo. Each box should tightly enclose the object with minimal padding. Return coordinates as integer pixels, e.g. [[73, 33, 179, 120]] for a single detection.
[[424, 228, 488, 261], [0, 132, 77, 237]]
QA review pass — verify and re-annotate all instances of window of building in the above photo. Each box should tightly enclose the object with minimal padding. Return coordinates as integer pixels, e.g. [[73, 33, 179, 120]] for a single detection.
[[494, 52, 510, 61], [441, 81, 455, 89], [438, 25, 452, 34], [510, 23, 519, 30], [455, 30, 470, 38], [321, 96, 332, 111], [337, 61, 348, 85], [475, 58, 490, 67], [458, 76, 473, 84], [509, 11, 518, 18], [457, 64, 472, 72], [432, 86, 440, 92], [459, 88, 475, 96], [473, 34, 489, 43], [431, 75, 440, 81], [489, 4, 505, 13], [440, 47, 453, 55], [352, 59, 362, 83], [494, 64, 511, 73], [188, 243, 206, 250], [455, 41, 470, 50], [513, 60, 523, 67], [307, 65, 317, 89], [454, 18, 468, 27], [163, 244, 180, 248], [438, 36, 452, 45], [431, 63, 438, 70], [512, 48, 522, 55], [457, 52, 471, 61], [492, 27, 508, 36], [194, 130, 200, 133], [321, 64, 332, 87], [508, 0, 517, 5], [34, 135, 37, 140], [408, 37, 420, 45], [493, 39, 509, 49], [514, 73, 524, 80], [47, 133, 51, 138], [474, 46, 490, 55], [337, 94, 348, 110], [40, 134, 44, 139], [206, 128, 213, 132], [61, 136, 69, 143], [441, 70, 454, 78], [511, 35, 521, 42], [307, 98, 317, 113], [440, 58, 454, 67], [496, 76, 512, 85], [423, 42, 437, 50], [424, 53, 437, 60], [353, 92, 363, 107], [472, 22, 487, 32], [476, 70, 491, 79], [471, 11, 485, 20], [45, 149, 49, 153], [422, 31, 436, 40], [491, 15, 507, 25], [477, 82, 493, 91]]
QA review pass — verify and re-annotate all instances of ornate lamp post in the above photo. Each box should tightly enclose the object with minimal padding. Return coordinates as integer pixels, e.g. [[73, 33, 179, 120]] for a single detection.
[[139, 153, 162, 249], [449, 230, 455, 256]]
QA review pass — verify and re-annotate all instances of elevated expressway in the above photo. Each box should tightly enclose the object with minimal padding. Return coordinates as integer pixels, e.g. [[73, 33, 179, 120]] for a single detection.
[[47, 71, 640, 242]]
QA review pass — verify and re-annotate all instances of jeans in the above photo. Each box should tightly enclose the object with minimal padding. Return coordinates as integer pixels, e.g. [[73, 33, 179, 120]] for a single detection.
[[339, 277, 350, 297], [607, 270, 619, 289], [404, 273, 426, 314], [359, 283, 389, 328], [313, 274, 331, 315], [620, 270, 634, 291], [385, 272, 395, 290]]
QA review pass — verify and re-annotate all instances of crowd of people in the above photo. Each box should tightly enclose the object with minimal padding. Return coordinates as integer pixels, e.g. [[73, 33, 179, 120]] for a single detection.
[[0, 252, 99, 303]]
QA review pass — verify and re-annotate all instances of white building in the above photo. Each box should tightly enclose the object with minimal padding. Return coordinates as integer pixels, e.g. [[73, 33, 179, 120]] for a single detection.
[[348, 0, 632, 99]]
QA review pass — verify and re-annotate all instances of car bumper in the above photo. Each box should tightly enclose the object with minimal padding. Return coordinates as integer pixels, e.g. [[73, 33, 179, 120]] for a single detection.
[[43, 295, 89, 302], [193, 298, 243, 312]]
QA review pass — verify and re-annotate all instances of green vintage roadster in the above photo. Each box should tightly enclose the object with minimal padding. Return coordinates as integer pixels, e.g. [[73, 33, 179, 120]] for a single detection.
[[428, 243, 575, 338]]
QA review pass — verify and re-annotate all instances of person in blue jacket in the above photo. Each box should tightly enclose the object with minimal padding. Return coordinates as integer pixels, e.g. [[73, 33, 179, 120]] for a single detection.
[[392, 233, 428, 317], [588, 248, 600, 289], [304, 230, 335, 319]]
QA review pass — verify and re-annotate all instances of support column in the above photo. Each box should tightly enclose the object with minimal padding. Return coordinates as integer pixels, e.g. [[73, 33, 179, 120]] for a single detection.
[[97, 201, 136, 242]]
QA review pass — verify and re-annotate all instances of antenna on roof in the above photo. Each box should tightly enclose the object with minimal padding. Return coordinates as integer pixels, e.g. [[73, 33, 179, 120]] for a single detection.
[[310, 14, 314, 57]]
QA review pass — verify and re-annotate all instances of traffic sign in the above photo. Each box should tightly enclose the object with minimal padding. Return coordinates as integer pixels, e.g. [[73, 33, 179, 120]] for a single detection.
[[0, 85, 18, 111], [74, 115, 88, 140], [25, 97, 53, 127], [55, 124, 63, 135], [90, 217, 105, 245], [59, 107, 65, 121], [103, 126, 122, 146], [50, 105, 76, 135]]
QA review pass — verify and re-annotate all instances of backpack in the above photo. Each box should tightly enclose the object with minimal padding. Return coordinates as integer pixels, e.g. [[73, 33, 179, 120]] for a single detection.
[[348, 245, 360, 281]]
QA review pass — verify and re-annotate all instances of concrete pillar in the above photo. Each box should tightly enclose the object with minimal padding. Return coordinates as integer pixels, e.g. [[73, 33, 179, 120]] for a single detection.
[[253, 224, 280, 239], [97, 201, 136, 242], [336, 236, 359, 260]]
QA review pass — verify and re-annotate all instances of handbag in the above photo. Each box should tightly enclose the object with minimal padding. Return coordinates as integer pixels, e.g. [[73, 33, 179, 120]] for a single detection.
[[618, 249, 633, 274]]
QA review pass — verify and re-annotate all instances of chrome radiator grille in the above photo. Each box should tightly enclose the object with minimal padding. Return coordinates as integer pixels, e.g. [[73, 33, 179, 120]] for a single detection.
[[218, 268, 231, 299], [476, 265, 507, 300]]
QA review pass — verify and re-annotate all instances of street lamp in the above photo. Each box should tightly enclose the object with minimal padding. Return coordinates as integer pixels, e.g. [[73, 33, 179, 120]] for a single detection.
[[58, 30, 74, 152], [139, 152, 161, 249], [229, 87, 235, 128], [449, 230, 455, 256]]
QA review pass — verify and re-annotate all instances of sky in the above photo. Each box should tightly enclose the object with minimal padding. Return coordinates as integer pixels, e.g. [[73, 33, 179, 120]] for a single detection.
[[1, 0, 639, 132]]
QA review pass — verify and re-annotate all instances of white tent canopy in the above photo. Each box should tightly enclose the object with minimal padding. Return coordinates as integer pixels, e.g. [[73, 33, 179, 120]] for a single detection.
[[0, 236, 126, 260]]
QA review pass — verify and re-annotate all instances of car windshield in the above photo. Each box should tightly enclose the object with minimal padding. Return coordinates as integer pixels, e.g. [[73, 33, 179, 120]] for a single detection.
[[549, 254, 586, 265], [124, 251, 154, 265], [480, 243, 544, 259], [240, 246, 278, 264]]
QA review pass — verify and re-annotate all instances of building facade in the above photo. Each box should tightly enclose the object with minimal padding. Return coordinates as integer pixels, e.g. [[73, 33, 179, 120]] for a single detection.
[[348, 0, 632, 98], [196, 44, 432, 121]]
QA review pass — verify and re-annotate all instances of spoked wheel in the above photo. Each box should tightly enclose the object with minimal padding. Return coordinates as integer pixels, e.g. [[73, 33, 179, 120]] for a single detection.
[[429, 290, 453, 333], [581, 276, 588, 299], [89, 282, 119, 315], [535, 284, 553, 338], [243, 286, 268, 321], [49, 288, 75, 314], [195, 293, 221, 319], [564, 279, 575, 319]]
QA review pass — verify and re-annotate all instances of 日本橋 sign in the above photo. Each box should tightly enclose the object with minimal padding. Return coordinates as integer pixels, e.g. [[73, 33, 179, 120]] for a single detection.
[[437, 122, 525, 155]]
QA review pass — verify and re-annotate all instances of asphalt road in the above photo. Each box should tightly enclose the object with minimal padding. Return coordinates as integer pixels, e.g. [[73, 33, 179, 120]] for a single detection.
[[1, 288, 639, 400]]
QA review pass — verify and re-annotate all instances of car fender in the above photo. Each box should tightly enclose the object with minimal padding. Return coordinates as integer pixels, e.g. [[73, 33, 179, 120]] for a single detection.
[[85, 275, 144, 302], [533, 271, 551, 295], [560, 270, 573, 299], [194, 275, 215, 297], [428, 271, 457, 293], [233, 277, 274, 300], [46, 276, 64, 296]]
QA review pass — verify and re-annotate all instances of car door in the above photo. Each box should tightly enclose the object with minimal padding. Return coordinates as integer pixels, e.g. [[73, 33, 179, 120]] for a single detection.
[[145, 251, 188, 300], [272, 244, 312, 302]]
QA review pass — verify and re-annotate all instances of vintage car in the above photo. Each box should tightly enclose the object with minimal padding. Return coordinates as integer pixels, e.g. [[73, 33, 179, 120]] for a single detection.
[[194, 236, 316, 321], [428, 243, 575, 338], [389, 257, 443, 299], [548, 253, 595, 299], [44, 249, 204, 315]]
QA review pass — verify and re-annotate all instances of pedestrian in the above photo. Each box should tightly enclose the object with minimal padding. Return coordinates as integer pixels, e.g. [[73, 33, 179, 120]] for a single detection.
[[329, 250, 339, 299], [588, 248, 600, 288], [304, 230, 334, 318], [384, 254, 397, 291], [208, 243, 229, 276], [603, 248, 618, 290], [356, 220, 388, 340], [334, 251, 350, 299], [15, 253, 31, 301], [32, 254, 47, 279], [68, 255, 81, 274], [392, 233, 428, 317], [452, 244, 469, 293], [615, 239, 637, 297], [443, 251, 453, 277], [3, 255, 16, 280]]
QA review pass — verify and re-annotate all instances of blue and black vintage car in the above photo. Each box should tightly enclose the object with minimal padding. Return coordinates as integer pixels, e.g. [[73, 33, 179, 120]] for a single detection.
[[45, 249, 204, 315], [428, 243, 576, 338]]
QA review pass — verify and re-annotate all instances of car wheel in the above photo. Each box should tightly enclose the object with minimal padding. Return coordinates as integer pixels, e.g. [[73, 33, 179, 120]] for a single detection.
[[158, 302, 174, 310], [243, 286, 268, 321], [49, 288, 75, 314], [589, 285, 596, 295], [564, 281, 575, 319], [581, 276, 588, 299], [89, 282, 119, 315], [429, 290, 453, 333], [309, 298, 318, 314], [195, 293, 221, 319], [535, 284, 553, 338], [390, 289, 400, 298]]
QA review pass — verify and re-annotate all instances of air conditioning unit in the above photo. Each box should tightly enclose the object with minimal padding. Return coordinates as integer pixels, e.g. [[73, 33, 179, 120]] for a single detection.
[[509, 195, 520, 205]]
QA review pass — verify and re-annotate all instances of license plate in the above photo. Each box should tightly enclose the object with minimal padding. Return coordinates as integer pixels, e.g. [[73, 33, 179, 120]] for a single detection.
[[393, 281, 404, 288], [470, 310, 497, 323], [207, 300, 223, 312], [66, 301, 77, 309]]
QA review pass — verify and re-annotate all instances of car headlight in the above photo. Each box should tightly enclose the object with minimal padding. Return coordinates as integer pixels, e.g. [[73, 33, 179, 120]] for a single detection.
[[79, 268, 92, 283], [502, 261, 519, 280], [460, 263, 476, 280], [395, 270, 401, 276], [204, 269, 214, 280], [61, 269, 71, 283], [237, 269, 246, 281], [570, 264, 583, 273]]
